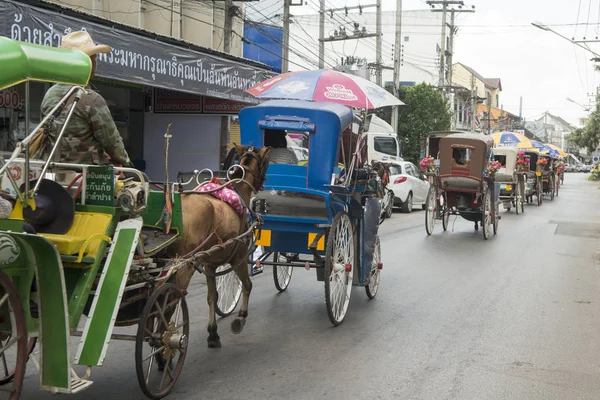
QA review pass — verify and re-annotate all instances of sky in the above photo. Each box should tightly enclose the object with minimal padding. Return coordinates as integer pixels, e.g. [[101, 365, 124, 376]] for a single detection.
[[248, 0, 599, 127]]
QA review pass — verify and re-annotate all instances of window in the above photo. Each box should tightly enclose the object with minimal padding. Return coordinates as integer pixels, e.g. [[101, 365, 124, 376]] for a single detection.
[[452, 147, 472, 165], [405, 164, 419, 177], [493, 155, 506, 166], [409, 163, 421, 177], [373, 137, 398, 157], [389, 164, 402, 175], [404, 36, 409, 42]]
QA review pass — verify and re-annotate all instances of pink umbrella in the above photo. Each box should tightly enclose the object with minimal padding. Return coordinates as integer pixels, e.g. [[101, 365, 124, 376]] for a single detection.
[[246, 69, 403, 110]]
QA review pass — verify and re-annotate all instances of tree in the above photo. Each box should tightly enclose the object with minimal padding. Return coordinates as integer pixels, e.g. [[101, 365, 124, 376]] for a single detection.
[[395, 83, 452, 163], [565, 101, 600, 154]]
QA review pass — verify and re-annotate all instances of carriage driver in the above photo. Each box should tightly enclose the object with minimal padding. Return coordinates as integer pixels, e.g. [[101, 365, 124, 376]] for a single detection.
[[40, 31, 132, 167]]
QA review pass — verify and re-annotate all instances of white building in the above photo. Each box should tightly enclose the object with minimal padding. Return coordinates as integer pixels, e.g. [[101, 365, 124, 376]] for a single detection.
[[289, 9, 444, 86]]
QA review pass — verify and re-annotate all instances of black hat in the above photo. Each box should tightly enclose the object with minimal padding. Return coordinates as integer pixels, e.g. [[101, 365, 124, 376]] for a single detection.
[[20, 179, 75, 234]]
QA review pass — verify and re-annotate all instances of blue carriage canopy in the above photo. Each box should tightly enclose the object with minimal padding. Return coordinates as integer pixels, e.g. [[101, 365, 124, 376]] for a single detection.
[[239, 100, 354, 189]]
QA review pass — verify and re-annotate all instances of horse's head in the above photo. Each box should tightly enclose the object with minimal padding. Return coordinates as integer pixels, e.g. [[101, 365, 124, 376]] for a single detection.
[[371, 161, 391, 186], [228, 144, 271, 191]]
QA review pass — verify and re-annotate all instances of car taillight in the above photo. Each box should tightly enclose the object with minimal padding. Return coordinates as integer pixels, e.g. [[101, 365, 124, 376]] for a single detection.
[[394, 176, 407, 184]]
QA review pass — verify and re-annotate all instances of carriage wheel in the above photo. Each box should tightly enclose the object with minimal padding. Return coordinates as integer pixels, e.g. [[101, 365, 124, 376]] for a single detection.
[[215, 265, 242, 317], [425, 188, 436, 236], [536, 178, 543, 206], [441, 202, 450, 232], [493, 201, 499, 235], [0, 337, 36, 387], [550, 177, 555, 201], [365, 236, 381, 300], [273, 253, 293, 292], [324, 212, 355, 326], [136, 283, 189, 400], [518, 179, 525, 214], [0, 271, 29, 400], [482, 190, 491, 240], [555, 178, 560, 196]]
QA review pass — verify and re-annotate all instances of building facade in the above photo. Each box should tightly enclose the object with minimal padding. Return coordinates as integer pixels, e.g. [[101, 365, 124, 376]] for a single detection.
[[1, 0, 274, 180], [451, 62, 504, 131]]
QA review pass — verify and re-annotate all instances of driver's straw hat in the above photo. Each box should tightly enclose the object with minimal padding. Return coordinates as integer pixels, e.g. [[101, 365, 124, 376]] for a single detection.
[[60, 31, 111, 56]]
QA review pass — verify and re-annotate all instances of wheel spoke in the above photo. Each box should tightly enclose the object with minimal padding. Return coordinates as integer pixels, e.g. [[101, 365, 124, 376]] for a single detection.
[[143, 346, 167, 363]]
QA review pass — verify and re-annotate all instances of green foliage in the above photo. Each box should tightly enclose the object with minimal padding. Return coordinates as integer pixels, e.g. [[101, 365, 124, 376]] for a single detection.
[[565, 102, 600, 154], [396, 83, 452, 163]]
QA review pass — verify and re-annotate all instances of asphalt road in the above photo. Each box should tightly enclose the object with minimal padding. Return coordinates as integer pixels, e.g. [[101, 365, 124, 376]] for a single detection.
[[24, 172, 600, 400]]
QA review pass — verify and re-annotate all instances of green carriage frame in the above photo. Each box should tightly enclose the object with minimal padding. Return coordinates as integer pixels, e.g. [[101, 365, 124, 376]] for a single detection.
[[0, 37, 191, 399]]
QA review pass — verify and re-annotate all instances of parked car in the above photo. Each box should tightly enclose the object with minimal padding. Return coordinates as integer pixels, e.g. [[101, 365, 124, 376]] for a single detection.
[[584, 164, 592, 173], [387, 161, 431, 213]]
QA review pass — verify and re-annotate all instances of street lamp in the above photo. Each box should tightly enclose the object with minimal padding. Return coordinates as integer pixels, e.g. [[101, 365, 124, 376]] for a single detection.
[[531, 21, 600, 58]]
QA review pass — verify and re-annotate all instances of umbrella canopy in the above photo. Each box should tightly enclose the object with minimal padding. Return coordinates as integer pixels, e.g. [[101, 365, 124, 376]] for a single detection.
[[246, 69, 404, 110], [524, 140, 560, 157], [491, 132, 533, 148], [546, 143, 567, 157]]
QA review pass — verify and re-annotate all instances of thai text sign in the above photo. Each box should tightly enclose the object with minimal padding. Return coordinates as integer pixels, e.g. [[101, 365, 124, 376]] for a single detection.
[[85, 166, 114, 206], [0, 0, 274, 102], [202, 97, 251, 114], [154, 89, 202, 114]]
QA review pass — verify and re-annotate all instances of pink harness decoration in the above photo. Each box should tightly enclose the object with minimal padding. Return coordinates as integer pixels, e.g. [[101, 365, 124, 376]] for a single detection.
[[196, 182, 244, 216]]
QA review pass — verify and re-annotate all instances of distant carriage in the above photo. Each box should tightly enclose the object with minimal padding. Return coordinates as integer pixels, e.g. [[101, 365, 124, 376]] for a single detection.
[[492, 147, 526, 214], [424, 133, 500, 239]]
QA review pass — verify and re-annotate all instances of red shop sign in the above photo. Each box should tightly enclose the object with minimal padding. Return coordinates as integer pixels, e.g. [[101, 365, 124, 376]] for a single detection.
[[0, 90, 24, 110]]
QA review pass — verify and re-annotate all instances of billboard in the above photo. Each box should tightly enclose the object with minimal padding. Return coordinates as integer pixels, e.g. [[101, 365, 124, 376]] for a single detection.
[[243, 23, 283, 74]]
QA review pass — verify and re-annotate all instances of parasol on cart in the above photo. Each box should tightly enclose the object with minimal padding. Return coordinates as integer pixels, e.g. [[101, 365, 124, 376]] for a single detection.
[[246, 69, 404, 110]]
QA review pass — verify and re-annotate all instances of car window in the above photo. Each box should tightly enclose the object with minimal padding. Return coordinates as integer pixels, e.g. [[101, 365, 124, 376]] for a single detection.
[[373, 137, 398, 156], [389, 164, 402, 175], [409, 164, 421, 177], [405, 164, 415, 176]]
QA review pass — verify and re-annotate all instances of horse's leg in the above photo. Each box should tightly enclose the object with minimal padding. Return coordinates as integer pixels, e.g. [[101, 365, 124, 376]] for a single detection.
[[205, 267, 221, 348], [231, 253, 252, 335]]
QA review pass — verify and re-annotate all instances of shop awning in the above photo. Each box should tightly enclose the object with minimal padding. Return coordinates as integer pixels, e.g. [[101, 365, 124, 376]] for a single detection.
[[1, 0, 277, 103]]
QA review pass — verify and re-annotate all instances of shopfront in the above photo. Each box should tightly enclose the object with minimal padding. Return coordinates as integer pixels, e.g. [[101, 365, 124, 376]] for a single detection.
[[0, 0, 274, 180]]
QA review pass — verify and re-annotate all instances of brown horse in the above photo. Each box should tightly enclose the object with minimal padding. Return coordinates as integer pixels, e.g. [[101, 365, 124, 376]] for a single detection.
[[371, 160, 391, 199], [171, 144, 270, 348]]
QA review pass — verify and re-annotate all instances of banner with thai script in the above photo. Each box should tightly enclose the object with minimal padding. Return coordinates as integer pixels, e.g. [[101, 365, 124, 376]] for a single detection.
[[0, 0, 275, 102]]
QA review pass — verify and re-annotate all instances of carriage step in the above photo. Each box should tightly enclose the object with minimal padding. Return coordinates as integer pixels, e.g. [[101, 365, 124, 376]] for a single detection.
[[69, 377, 93, 393]]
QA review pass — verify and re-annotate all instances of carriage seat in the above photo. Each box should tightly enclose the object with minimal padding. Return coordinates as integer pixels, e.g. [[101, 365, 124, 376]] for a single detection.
[[494, 172, 513, 183], [440, 176, 480, 191], [40, 212, 113, 264]]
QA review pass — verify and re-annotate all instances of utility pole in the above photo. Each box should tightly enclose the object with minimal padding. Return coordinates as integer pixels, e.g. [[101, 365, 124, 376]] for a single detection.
[[282, 0, 290, 73], [391, 0, 403, 132], [220, 0, 234, 168], [427, 1, 475, 98], [446, 10, 455, 88], [319, 0, 325, 69], [487, 92, 491, 135], [376, 0, 382, 86], [320, 4, 385, 81], [470, 73, 476, 130]]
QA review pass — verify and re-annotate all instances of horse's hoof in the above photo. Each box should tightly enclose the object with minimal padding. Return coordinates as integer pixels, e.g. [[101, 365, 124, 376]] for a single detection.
[[231, 318, 246, 334], [207, 338, 222, 348]]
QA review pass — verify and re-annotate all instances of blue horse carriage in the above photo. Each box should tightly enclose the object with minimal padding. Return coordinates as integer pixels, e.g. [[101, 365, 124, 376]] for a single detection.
[[228, 100, 383, 326]]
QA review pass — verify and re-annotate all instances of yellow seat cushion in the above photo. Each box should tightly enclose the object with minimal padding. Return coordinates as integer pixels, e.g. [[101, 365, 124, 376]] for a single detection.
[[40, 212, 113, 257]]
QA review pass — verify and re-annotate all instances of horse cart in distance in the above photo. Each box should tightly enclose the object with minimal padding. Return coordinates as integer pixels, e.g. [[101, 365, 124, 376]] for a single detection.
[[492, 147, 525, 214], [425, 133, 500, 239], [522, 150, 543, 206], [0, 36, 221, 399], [239, 100, 384, 326], [540, 154, 556, 201]]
